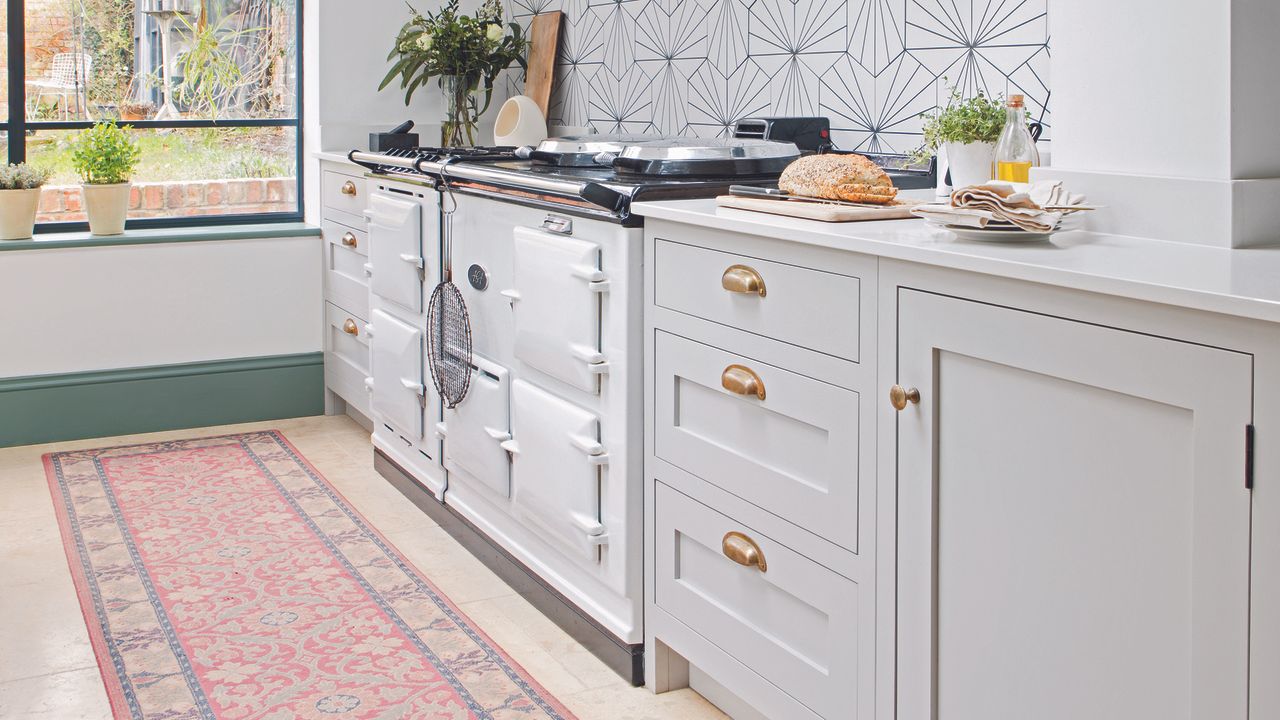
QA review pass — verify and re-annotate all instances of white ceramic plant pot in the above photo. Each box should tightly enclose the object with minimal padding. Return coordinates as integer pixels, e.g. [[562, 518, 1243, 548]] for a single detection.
[[83, 182, 131, 236], [0, 187, 42, 240], [945, 141, 996, 190]]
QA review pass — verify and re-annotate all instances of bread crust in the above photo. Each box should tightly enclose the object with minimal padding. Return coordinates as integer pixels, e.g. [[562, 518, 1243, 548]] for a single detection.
[[778, 154, 898, 205]]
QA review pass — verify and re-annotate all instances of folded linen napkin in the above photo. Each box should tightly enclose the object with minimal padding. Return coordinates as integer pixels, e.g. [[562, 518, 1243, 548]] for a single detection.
[[912, 181, 1086, 232]]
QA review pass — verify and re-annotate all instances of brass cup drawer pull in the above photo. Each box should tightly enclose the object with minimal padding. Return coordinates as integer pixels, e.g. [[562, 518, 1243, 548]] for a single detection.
[[722, 531, 767, 572], [340, 180, 358, 196], [342, 318, 359, 336], [889, 384, 920, 411], [722, 364, 766, 400], [721, 264, 766, 297], [340, 231, 358, 247]]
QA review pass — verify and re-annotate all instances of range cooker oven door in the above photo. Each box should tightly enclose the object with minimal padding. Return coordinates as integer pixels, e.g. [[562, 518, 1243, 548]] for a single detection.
[[365, 192, 424, 313], [502, 226, 608, 393], [437, 355, 511, 498], [369, 309, 425, 439], [501, 379, 608, 562]]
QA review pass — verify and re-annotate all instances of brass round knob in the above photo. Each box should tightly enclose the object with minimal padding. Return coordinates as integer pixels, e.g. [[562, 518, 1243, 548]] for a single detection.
[[340, 180, 357, 196], [342, 318, 359, 336], [890, 384, 920, 411], [721, 264, 766, 297], [341, 231, 358, 247]]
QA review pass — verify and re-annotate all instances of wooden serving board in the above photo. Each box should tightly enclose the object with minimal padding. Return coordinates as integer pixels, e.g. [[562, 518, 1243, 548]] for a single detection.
[[715, 194, 922, 222], [525, 12, 563, 119]]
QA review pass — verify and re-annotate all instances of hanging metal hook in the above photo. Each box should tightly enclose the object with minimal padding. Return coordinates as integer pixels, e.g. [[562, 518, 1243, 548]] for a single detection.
[[438, 155, 460, 217]]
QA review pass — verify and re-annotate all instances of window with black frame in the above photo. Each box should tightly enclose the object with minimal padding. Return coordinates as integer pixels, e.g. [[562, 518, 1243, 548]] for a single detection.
[[2, 0, 301, 231]]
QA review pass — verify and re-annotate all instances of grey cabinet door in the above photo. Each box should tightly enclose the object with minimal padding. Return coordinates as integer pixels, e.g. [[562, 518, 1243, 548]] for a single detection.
[[895, 289, 1252, 720]]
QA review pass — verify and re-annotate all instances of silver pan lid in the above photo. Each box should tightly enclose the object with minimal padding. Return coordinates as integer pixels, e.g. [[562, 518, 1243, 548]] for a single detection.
[[612, 138, 800, 176], [617, 137, 800, 161], [534, 134, 652, 155]]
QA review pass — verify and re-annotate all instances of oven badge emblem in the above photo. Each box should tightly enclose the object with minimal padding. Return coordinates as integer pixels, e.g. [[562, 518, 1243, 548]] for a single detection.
[[467, 264, 489, 291]]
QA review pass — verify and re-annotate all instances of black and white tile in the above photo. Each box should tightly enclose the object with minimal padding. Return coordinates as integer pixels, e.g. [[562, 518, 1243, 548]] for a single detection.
[[511, 0, 1050, 152]]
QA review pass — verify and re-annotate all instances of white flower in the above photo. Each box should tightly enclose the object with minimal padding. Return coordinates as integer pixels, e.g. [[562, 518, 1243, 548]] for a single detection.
[[486, 24, 504, 43], [416, 34, 433, 51]]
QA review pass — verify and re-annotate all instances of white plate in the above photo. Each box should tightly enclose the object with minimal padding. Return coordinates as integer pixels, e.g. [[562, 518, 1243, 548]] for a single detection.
[[943, 225, 1056, 242], [922, 213, 1082, 243]]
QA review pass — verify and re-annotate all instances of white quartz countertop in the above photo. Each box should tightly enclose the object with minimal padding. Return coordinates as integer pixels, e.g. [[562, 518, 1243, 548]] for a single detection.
[[633, 198, 1280, 325]]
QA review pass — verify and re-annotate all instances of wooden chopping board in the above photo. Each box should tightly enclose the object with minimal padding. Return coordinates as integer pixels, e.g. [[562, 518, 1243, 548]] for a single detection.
[[715, 194, 922, 222], [525, 12, 563, 119]]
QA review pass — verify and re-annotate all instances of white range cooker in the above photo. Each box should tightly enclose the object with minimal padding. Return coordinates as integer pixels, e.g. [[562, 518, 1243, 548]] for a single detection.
[[349, 136, 799, 683]]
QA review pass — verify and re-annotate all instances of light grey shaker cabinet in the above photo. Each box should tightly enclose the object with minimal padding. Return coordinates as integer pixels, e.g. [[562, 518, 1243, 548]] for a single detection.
[[643, 211, 1269, 720], [644, 221, 877, 720], [893, 289, 1252, 720], [320, 159, 372, 422]]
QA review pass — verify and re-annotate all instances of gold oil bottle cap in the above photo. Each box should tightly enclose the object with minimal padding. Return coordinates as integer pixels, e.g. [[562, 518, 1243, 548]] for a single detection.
[[1008, 94, 1025, 108]]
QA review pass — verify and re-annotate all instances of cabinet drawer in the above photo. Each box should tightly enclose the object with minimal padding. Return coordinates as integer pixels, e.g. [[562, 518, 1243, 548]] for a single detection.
[[654, 331, 860, 552], [324, 219, 369, 319], [654, 239, 861, 361], [323, 169, 366, 222], [324, 302, 370, 416], [654, 482, 858, 719]]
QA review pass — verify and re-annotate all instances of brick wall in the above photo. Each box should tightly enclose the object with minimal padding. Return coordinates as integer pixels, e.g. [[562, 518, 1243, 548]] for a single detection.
[[36, 177, 298, 223]]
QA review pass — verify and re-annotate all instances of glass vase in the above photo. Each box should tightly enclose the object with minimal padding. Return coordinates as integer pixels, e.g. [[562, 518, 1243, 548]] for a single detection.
[[440, 74, 481, 148]]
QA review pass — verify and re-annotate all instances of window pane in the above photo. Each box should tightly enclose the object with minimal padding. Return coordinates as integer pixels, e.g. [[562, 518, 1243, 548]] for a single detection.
[[28, 126, 297, 222], [26, 0, 297, 122], [0, 4, 8, 123]]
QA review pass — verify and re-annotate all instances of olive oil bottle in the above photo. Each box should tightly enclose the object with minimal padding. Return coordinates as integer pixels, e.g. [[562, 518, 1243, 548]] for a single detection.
[[994, 94, 1039, 182]]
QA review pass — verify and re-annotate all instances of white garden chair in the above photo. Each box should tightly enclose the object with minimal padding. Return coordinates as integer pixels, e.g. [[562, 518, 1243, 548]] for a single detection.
[[26, 53, 94, 119]]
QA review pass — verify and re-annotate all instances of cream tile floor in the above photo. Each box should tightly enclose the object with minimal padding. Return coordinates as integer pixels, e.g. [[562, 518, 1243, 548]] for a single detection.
[[0, 415, 726, 720]]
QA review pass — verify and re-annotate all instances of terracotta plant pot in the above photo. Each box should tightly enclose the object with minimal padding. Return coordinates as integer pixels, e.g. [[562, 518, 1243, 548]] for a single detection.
[[0, 187, 42, 240], [83, 182, 132, 235], [945, 141, 997, 189]]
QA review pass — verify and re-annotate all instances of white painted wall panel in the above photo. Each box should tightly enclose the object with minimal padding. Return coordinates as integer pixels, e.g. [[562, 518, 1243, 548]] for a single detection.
[[1231, 0, 1280, 179], [0, 237, 321, 378], [1049, 0, 1231, 179]]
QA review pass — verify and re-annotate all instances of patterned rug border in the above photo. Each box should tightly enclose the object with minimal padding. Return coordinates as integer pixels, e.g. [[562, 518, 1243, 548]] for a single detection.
[[43, 429, 579, 720]]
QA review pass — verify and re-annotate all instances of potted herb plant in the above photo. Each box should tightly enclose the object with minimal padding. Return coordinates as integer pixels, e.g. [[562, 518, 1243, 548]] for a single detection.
[[918, 87, 1006, 189], [71, 121, 141, 236], [381, 0, 527, 147], [0, 163, 52, 240]]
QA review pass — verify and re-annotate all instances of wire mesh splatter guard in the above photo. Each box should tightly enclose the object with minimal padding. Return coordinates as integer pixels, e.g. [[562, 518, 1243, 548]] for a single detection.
[[427, 280, 473, 408]]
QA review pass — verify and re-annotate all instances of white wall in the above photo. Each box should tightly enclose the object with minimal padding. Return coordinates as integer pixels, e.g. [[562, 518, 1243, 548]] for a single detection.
[[1231, 0, 1280, 179], [307, 0, 514, 153], [1, 237, 321, 378], [1050, 0, 1280, 183], [1049, 0, 1232, 180]]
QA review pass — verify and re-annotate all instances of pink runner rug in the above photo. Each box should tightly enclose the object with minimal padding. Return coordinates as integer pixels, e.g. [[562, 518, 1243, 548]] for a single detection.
[[44, 430, 577, 720]]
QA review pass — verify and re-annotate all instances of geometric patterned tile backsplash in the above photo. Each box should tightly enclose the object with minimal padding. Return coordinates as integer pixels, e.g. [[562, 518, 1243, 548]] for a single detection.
[[510, 0, 1050, 153]]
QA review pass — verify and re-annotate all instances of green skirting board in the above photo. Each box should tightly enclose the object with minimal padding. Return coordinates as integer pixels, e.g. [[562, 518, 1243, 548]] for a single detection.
[[0, 353, 324, 448]]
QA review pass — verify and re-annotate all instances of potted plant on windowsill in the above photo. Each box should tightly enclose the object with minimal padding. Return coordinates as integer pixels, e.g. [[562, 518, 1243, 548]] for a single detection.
[[917, 86, 1006, 189], [0, 163, 52, 240], [71, 121, 141, 236]]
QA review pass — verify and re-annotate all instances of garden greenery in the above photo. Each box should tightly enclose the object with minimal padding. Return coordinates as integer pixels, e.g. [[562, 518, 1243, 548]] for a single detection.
[[918, 86, 1006, 154], [175, 13, 258, 120], [0, 163, 52, 190], [70, 122, 142, 185]]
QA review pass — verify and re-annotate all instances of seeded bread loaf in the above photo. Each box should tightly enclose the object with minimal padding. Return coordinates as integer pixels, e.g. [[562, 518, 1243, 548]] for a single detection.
[[777, 154, 898, 205]]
